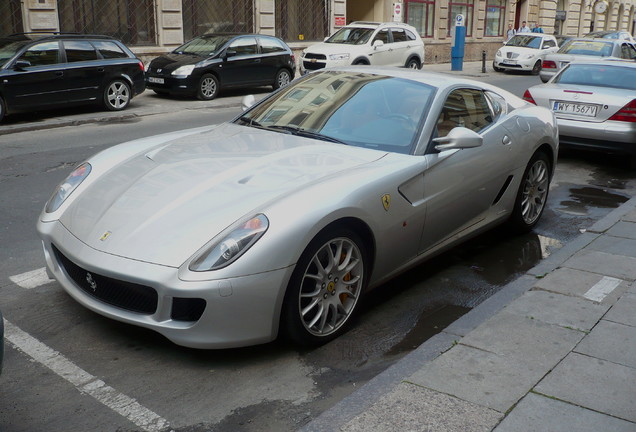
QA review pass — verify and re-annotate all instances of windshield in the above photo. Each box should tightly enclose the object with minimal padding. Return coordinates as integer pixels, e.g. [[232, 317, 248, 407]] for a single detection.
[[506, 35, 542, 49], [173, 35, 232, 56], [236, 71, 435, 154], [0, 39, 29, 66], [326, 27, 375, 45], [555, 64, 636, 90], [558, 40, 614, 56]]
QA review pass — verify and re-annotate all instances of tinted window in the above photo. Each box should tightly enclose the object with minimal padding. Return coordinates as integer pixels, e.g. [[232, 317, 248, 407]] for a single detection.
[[437, 88, 493, 136], [18, 42, 60, 66], [92, 40, 128, 59], [555, 64, 636, 90], [620, 43, 636, 59], [0, 39, 30, 66], [229, 37, 258, 56], [405, 29, 418, 41], [542, 40, 556, 49], [373, 29, 390, 44], [64, 40, 98, 62], [260, 37, 286, 54], [391, 28, 408, 42]]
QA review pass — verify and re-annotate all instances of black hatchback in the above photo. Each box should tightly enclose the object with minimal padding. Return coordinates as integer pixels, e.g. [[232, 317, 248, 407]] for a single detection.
[[146, 33, 295, 100], [0, 33, 145, 123]]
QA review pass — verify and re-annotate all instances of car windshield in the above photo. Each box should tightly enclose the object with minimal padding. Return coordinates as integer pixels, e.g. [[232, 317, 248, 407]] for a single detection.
[[173, 35, 232, 56], [506, 35, 542, 49], [326, 27, 375, 45], [0, 39, 29, 66], [555, 64, 636, 90], [558, 40, 614, 56], [236, 71, 435, 154]]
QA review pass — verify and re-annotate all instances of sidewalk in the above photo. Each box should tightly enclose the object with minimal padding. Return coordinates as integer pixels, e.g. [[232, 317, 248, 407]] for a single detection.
[[302, 197, 636, 432], [0, 61, 491, 137]]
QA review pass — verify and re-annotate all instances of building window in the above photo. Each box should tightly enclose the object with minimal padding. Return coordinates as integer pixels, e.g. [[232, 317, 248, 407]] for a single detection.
[[485, 0, 506, 37], [58, 0, 156, 46], [182, 0, 254, 40], [448, 0, 474, 36], [0, 0, 23, 35], [406, 0, 436, 38], [276, 0, 329, 42]]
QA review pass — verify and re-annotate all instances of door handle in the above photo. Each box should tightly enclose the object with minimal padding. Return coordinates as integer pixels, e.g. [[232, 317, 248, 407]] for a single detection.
[[502, 135, 511, 145], [55, 71, 64, 77], [97, 67, 104, 72]]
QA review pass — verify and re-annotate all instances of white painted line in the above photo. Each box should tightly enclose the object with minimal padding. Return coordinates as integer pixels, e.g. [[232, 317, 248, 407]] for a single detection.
[[4, 319, 173, 432], [583, 276, 622, 302], [9, 268, 52, 289]]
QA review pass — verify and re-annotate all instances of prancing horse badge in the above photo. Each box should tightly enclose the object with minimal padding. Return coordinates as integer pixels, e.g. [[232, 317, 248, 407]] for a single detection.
[[382, 194, 391, 211]]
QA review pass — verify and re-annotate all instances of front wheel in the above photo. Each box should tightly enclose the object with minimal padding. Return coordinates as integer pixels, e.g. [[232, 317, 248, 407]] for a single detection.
[[492, 61, 503, 72], [273, 69, 292, 90], [281, 228, 368, 346], [508, 151, 551, 232], [406, 58, 421, 69], [103, 80, 131, 111], [0, 96, 5, 123], [197, 74, 219, 100]]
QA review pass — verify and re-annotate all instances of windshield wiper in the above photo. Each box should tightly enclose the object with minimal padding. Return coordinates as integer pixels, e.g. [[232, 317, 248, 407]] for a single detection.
[[267, 125, 346, 144]]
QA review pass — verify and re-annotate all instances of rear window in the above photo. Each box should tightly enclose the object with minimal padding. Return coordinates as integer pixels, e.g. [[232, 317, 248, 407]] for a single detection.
[[555, 64, 636, 90], [64, 40, 98, 62], [559, 40, 614, 56], [92, 40, 129, 59]]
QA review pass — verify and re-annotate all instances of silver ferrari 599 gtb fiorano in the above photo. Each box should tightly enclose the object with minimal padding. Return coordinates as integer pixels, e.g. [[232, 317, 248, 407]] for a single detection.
[[37, 67, 558, 348]]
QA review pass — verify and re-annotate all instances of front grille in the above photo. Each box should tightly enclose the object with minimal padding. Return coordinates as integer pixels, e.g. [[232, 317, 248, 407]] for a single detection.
[[53, 245, 158, 314], [506, 52, 519, 59], [171, 298, 206, 322], [304, 53, 326, 60], [303, 61, 325, 70]]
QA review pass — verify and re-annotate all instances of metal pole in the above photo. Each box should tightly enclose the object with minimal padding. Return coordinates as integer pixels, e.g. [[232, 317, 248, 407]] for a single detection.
[[482, 50, 486, 73]]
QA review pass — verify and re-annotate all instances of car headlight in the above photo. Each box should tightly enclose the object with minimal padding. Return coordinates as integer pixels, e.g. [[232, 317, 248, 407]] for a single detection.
[[524, 54, 535, 59], [189, 214, 269, 271], [45, 162, 91, 213], [329, 53, 350, 61], [496, 50, 502, 57], [172, 65, 195, 76]]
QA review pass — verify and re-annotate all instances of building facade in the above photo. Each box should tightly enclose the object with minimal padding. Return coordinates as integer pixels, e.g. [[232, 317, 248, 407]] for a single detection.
[[3, 0, 636, 63]]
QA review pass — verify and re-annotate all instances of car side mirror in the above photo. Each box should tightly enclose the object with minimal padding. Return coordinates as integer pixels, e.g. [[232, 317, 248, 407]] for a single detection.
[[373, 40, 384, 49], [13, 60, 31, 70], [432, 127, 483, 151], [241, 95, 256, 111], [224, 49, 237, 60]]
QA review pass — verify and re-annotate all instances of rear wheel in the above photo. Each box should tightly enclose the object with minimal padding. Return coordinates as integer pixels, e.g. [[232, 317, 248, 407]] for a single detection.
[[531, 60, 542, 75], [282, 228, 368, 346], [197, 74, 219, 100], [272, 68, 292, 90], [509, 151, 551, 232], [406, 58, 421, 69], [352, 59, 369, 66], [103, 80, 131, 111], [0, 96, 5, 123]]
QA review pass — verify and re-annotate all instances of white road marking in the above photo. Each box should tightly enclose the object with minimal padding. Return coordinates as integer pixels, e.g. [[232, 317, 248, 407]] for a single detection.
[[4, 319, 173, 432], [583, 276, 622, 302], [9, 267, 52, 289]]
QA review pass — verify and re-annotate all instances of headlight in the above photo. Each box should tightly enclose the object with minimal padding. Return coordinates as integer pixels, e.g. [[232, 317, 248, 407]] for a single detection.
[[496, 50, 502, 57], [189, 214, 269, 271], [329, 53, 350, 61], [524, 54, 535, 59], [45, 162, 91, 213], [172, 65, 195, 76]]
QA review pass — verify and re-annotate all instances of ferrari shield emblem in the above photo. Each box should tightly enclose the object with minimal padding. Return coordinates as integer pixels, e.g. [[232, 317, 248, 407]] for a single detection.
[[382, 194, 391, 211], [99, 231, 112, 241]]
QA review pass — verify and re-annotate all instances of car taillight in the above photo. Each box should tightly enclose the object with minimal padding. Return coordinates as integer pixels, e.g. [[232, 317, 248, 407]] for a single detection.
[[608, 99, 636, 122], [138, 60, 145, 72], [523, 89, 536, 105], [543, 60, 557, 69]]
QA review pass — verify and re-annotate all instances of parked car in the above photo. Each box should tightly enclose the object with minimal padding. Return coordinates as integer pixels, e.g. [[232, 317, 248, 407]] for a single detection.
[[525, 61, 636, 164], [300, 21, 425, 73], [37, 67, 557, 349], [145, 33, 295, 100], [539, 38, 636, 82], [584, 30, 636, 44], [493, 33, 559, 75], [554, 34, 574, 47], [0, 33, 145, 123]]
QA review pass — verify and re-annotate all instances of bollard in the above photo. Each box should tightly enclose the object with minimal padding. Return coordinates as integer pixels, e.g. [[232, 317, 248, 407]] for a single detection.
[[482, 50, 486, 73]]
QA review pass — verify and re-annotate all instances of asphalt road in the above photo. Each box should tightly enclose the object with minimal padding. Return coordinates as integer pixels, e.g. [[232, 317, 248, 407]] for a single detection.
[[1, 74, 635, 432]]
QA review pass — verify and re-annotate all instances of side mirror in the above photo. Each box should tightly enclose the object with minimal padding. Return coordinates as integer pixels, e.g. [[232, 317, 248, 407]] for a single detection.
[[241, 95, 256, 111], [224, 49, 237, 60], [432, 127, 483, 151], [13, 60, 31, 70], [372, 40, 384, 49]]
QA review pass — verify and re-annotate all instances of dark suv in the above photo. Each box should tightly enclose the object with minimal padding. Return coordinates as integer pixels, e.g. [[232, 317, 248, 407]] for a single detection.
[[0, 33, 145, 123]]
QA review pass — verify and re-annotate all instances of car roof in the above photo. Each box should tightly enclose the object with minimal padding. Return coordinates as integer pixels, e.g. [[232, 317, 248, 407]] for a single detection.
[[7, 32, 117, 41], [346, 21, 415, 29]]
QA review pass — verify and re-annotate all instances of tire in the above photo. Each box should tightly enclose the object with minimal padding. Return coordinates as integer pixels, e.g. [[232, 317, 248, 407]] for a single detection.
[[406, 58, 421, 69], [492, 61, 503, 72], [352, 59, 369, 65], [531, 60, 542, 75], [197, 74, 219, 100], [281, 227, 368, 346], [0, 96, 5, 123], [272, 68, 292, 90], [508, 151, 551, 232], [103, 79, 131, 111]]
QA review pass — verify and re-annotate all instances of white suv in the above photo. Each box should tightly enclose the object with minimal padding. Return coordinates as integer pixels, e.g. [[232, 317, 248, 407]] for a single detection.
[[300, 22, 425, 74]]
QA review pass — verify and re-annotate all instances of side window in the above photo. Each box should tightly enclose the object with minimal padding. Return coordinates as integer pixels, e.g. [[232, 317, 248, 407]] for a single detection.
[[405, 29, 418, 41], [18, 42, 60, 66], [391, 28, 408, 43], [436, 88, 493, 136], [259, 37, 286, 54], [92, 41, 128, 59], [64, 40, 98, 62], [621, 43, 636, 59], [228, 37, 258, 56], [542, 40, 556, 49], [373, 29, 390, 44]]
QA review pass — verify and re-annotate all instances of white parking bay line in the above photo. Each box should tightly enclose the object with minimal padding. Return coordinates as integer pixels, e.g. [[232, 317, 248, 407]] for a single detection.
[[4, 319, 173, 432], [9, 267, 52, 289], [583, 276, 623, 302]]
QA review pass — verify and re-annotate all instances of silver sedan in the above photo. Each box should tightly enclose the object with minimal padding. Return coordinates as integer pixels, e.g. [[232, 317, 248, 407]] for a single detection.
[[37, 67, 558, 349], [525, 61, 636, 163], [539, 38, 636, 83]]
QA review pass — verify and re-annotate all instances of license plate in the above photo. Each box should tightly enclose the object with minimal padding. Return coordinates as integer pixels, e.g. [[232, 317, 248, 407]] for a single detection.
[[552, 101, 598, 117], [502, 59, 517, 64], [148, 77, 164, 84]]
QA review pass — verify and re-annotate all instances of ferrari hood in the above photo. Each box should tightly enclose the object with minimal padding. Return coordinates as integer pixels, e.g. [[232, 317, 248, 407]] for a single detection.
[[60, 123, 385, 267]]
